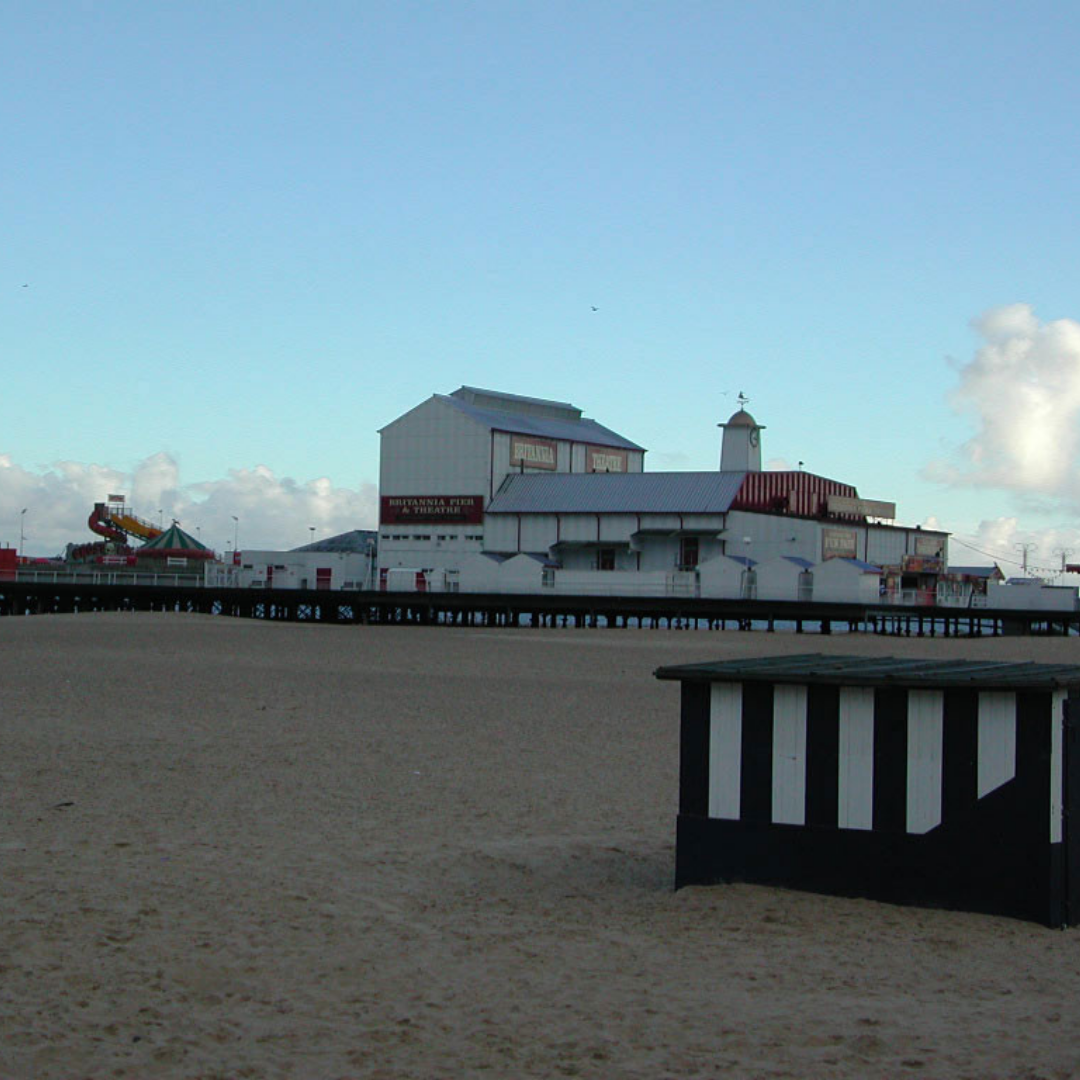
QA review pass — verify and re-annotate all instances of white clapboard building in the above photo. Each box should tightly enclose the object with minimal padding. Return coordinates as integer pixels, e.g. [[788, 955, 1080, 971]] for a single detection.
[[377, 386, 948, 599]]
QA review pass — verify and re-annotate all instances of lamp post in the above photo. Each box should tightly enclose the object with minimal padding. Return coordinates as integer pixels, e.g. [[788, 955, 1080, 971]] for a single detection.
[[232, 515, 239, 554], [309, 526, 315, 546], [158, 509, 164, 529], [19, 508, 26, 554]]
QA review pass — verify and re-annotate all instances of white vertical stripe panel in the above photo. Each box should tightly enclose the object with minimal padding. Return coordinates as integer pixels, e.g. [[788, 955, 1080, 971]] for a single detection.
[[708, 682, 743, 820], [907, 690, 944, 835], [1051, 690, 1065, 844], [838, 686, 874, 830], [771, 684, 808, 825], [977, 691, 1016, 797]]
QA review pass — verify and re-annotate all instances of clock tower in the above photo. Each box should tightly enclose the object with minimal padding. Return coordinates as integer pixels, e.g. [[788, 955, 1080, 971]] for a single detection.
[[719, 393, 764, 472]]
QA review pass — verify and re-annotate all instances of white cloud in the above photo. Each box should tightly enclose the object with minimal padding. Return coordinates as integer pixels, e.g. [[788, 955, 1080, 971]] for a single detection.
[[926, 304, 1080, 499], [0, 453, 377, 557], [947, 516, 1080, 580]]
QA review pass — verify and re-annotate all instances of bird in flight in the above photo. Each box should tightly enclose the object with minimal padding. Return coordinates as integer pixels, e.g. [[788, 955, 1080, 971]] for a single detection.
[[591, 305, 598, 311]]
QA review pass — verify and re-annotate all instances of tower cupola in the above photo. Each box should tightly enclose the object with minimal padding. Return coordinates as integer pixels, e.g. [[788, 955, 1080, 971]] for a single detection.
[[719, 393, 764, 472]]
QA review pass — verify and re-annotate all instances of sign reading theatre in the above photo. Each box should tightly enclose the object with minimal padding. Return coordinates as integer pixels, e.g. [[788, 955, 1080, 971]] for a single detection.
[[380, 495, 485, 525], [509, 435, 557, 471], [586, 446, 628, 473]]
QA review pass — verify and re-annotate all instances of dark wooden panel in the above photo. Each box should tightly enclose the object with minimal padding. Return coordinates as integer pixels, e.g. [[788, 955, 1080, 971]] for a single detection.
[[678, 681, 710, 818], [739, 681, 773, 824], [805, 684, 839, 828]]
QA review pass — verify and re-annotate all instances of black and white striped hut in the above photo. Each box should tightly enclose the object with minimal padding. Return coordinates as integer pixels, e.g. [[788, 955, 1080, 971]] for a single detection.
[[655, 654, 1080, 927]]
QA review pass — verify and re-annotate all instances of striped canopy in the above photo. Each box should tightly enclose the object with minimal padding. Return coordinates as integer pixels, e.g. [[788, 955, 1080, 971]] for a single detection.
[[138, 523, 213, 560]]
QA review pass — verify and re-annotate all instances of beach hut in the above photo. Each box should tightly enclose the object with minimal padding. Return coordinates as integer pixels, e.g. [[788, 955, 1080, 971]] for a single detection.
[[655, 653, 1080, 927], [456, 552, 508, 593], [812, 557, 882, 604], [752, 556, 815, 602], [698, 555, 755, 600]]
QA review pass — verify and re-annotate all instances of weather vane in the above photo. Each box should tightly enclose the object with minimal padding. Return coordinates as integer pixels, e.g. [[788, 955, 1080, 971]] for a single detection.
[[736, 391, 750, 411]]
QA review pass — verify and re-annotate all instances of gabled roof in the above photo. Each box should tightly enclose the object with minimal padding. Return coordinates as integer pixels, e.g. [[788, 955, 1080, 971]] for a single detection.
[[292, 529, 377, 554], [438, 394, 643, 451], [454, 386, 581, 418], [823, 557, 882, 573], [726, 554, 756, 568], [487, 471, 747, 514]]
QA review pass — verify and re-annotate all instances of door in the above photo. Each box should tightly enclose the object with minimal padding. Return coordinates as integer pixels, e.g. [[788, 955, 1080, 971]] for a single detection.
[[679, 537, 699, 570]]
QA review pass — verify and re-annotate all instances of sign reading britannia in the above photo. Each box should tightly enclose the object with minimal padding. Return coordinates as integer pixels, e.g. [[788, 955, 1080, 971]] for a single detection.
[[509, 435, 557, 470]]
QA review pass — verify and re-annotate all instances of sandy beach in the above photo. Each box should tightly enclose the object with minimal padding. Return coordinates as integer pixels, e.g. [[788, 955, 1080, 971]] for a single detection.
[[3, 612, 1080, 1079]]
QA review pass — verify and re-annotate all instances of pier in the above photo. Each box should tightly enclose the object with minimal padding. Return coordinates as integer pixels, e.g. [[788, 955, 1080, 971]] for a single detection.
[[0, 581, 1076, 636]]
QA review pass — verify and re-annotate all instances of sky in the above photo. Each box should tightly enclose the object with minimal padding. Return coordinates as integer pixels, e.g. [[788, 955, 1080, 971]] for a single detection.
[[4, 1, 1080, 575]]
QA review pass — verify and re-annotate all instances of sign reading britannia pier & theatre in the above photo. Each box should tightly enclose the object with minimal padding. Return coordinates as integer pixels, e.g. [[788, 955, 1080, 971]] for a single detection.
[[380, 495, 485, 525]]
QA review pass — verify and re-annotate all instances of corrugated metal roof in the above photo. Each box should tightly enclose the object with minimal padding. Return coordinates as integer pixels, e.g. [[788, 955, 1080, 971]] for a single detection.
[[487, 471, 748, 514], [655, 653, 1080, 689], [440, 395, 643, 451], [455, 386, 581, 415], [291, 529, 377, 554]]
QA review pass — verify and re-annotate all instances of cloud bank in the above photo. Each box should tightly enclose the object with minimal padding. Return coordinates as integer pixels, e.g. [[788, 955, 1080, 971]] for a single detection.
[[0, 453, 377, 557], [941, 515, 1080, 580], [927, 304, 1080, 500]]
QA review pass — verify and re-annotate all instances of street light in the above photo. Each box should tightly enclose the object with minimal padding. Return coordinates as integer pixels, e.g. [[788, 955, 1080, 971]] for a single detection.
[[232, 515, 239, 553], [309, 526, 315, 545], [19, 508, 26, 554], [158, 509, 164, 528]]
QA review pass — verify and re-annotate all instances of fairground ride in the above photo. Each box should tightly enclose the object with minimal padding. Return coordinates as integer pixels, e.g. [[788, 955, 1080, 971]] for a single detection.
[[87, 496, 164, 545]]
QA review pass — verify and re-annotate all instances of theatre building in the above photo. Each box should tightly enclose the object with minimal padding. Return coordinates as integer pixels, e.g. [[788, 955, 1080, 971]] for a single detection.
[[376, 386, 948, 599]]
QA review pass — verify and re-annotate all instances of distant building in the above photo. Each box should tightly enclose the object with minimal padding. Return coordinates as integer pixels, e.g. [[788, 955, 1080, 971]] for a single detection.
[[219, 531, 377, 591]]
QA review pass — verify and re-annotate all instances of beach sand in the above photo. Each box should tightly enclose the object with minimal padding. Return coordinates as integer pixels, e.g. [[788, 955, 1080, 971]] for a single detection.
[[2, 612, 1080, 1078]]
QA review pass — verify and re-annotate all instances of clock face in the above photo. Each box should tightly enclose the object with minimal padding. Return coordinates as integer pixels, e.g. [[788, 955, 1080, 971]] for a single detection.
[[749, 428, 759, 448]]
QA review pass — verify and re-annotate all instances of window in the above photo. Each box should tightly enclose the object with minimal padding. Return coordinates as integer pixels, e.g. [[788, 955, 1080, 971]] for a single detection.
[[597, 548, 616, 571], [679, 537, 699, 570]]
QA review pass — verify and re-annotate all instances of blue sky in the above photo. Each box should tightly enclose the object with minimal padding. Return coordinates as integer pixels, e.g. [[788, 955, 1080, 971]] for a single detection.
[[4, 1, 1080, 570]]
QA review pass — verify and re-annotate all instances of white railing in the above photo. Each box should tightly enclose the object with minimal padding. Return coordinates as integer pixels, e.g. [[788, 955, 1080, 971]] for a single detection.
[[16, 570, 205, 588]]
